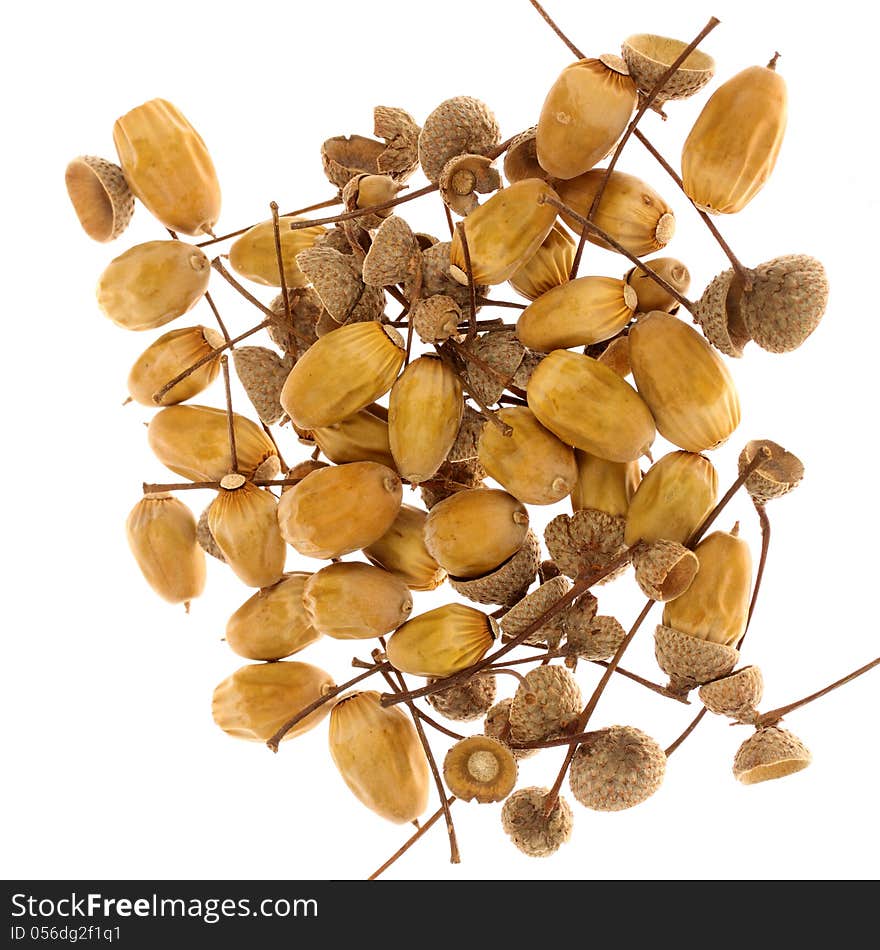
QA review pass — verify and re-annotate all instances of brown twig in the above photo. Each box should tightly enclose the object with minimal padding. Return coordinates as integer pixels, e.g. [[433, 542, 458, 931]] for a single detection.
[[527, 0, 585, 59], [211, 259, 279, 319], [196, 196, 342, 248], [415, 709, 465, 742], [475, 296, 526, 311], [142, 478, 303, 494], [287, 184, 437, 230], [436, 343, 514, 435], [746, 502, 771, 632], [664, 707, 707, 757], [454, 222, 478, 343], [220, 356, 238, 474], [203, 290, 231, 343], [368, 797, 456, 880], [443, 203, 455, 239], [270, 201, 298, 362]]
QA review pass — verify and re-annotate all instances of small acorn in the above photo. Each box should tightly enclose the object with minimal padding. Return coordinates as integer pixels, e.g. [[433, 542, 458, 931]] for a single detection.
[[411, 296, 463, 344], [426, 673, 497, 722], [311, 404, 395, 470], [738, 439, 804, 505], [443, 736, 517, 804], [699, 666, 764, 723], [632, 539, 699, 602], [571, 451, 641, 517], [501, 575, 572, 648], [625, 257, 691, 314], [341, 173, 403, 230], [127, 325, 224, 406], [363, 503, 447, 592], [229, 216, 326, 288], [65, 155, 134, 242], [733, 727, 812, 785], [418, 96, 501, 184], [500, 787, 574, 857], [508, 665, 582, 744]]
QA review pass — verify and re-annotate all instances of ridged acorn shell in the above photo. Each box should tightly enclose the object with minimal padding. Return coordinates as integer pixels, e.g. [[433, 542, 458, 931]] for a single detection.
[[501, 787, 573, 857], [65, 155, 134, 241], [509, 223, 575, 301], [448, 528, 541, 607], [733, 727, 812, 785], [127, 325, 224, 406], [229, 217, 326, 288], [385, 603, 496, 677], [311, 405, 395, 470], [654, 623, 739, 695], [418, 96, 501, 184], [699, 665, 764, 722], [571, 451, 641, 518], [509, 665, 582, 744], [363, 503, 447, 592]]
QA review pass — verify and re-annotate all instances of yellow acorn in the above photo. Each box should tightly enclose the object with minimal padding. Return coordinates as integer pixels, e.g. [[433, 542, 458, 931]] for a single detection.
[[571, 451, 641, 518], [629, 311, 741, 453], [508, 224, 575, 301], [516, 276, 637, 352], [328, 691, 430, 824], [97, 240, 211, 331], [342, 173, 404, 229], [280, 321, 405, 429], [363, 504, 447, 591], [228, 217, 326, 288], [625, 257, 690, 313], [536, 55, 637, 180], [385, 603, 496, 677], [125, 493, 206, 608], [388, 355, 463, 484], [527, 349, 655, 462], [596, 336, 631, 378], [113, 98, 221, 236], [65, 155, 134, 242], [127, 325, 224, 406], [311, 404, 395, 470], [682, 56, 787, 215], [449, 529, 541, 607], [449, 179, 559, 285]]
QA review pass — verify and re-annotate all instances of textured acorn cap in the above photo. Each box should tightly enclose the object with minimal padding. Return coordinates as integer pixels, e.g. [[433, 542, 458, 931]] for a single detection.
[[427, 673, 497, 722], [321, 134, 385, 189], [315, 226, 356, 256], [501, 575, 571, 648], [565, 615, 626, 664], [296, 246, 385, 324], [501, 787, 573, 857], [362, 215, 420, 287], [233, 346, 292, 425], [462, 331, 526, 405], [409, 240, 488, 311], [741, 255, 829, 353], [411, 295, 463, 344], [373, 105, 421, 180], [569, 725, 666, 811], [450, 528, 541, 606], [699, 665, 764, 722], [439, 153, 501, 216], [443, 735, 518, 803], [632, 540, 699, 602], [509, 664, 582, 744], [419, 456, 486, 510], [738, 439, 804, 505], [692, 268, 750, 358], [544, 509, 629, 582], [654, 624, 739, 695], [268, 287, 322, 356], [418, 96, 501, 184], [621, 34, 715, 103], [733, 727, 812, 785], [448, 405, 484, 462], [503, 127, 548, 184], [65, 155, 134, 241], [484, 698, 536, 760], [197, 502, 225, 562]]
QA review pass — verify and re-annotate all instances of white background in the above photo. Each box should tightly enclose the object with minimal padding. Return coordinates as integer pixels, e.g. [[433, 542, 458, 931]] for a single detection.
[[2, 0, 878, 881]]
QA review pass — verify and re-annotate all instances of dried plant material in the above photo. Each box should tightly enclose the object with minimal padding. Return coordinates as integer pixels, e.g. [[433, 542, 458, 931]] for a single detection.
[[420, 456, 487, 510], [197, 502, 225, 563], [654, 623, 739, 695], [565, 615, 626, 663], [448, 405, 484, 462], [622, 34, 715, 103], [341, 174, 403, 230], [738, 439, 804, 505], [268, 287, 322, 356], [462, 330, 527, 405], [501, 787, 573, 857], [385, 603, 496, 677], [315, 226, 356, 255], [295, 245, 384, 324], [509, 224, 575, 301], [572, 451, 641, 519], [503, 126, 546, 184], [733, 727, 812, 785], [427, 673, 497, 722], [373, 105, 421, 180], [229, 217, 326, 288], [284, 460, 327, 484], [692, 268, 750, 358], [409, 240, 486, 310], [449, 528, 541, 606], [362, 215, 420, 287], [443, 736, 517, 803], [321, 134, 386, 189], [596, 336, 631, 378], [311, 404, 395, 470], [509, 665, 582, 744], [364, 504, 447, 592], [484, 699, 536, 760], [699, 665, 764, 723], [233, 346, 291, 425], [65, 155, 134, 242], [626, 257, 691, 314], [544, 508, 629, 581], [501, 575, 572, 648], [439, 153, 501, 216], [418, 96, 501, 184], [127, 325, 224, 406], [410, 296, 461, 346], [632, 539, 699, 602]]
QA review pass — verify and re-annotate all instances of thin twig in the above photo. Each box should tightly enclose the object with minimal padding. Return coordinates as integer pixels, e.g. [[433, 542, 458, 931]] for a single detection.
[[203, 290, 231, 343], [270, 201, 298, 362], [220, 356, 238, 474], [475, 296, 526, 311], [665, 707, 707, 757], [142, 478, 303, 494], [746, 502, 771, 632], [287, 184, 437, 231], [211, 259, 280, 318], [415, 709, 465, 742], [368, 797, 456, 880], [454, 221, 478, 343], [196, 196, 342, 248], [527, 0, 586, 59]]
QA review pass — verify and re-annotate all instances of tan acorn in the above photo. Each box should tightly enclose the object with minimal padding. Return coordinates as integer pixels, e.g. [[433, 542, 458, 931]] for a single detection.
[[632, 540, 699, 602], [302, 562, 412, 640], [509, 665, 582, 744], [196, 502, 225, 562], [277, 461, 402, 560], [449, 179, 560, 286], [569, 725, 666, 811], [125, 493, 206, 608], [113, 98, 221, 236], [484, 699, 536, 760], [228, 217, 326, 288], [329, 691, 430, 824], [411, 295, 463, 344], [517, 276, 637, 351], [362, 215, 420, 288], [147, 405, 279, 482], [527, 349, 656, 461], [509, 223, 575, 301], [500, 575, 571, 648], [363, 504, 447, 591], [537, 55, 637, 180], [424, 488, 529, 579], [552, 169, 675, 258], [544, 508, 629, 581], [682, 57, 787, 215], [225, 573, 321, 661], [388, 355, 464, 484], [738, 439, 804, 505], [295, 245, 385, 325], [621, 34, 715, 103], [571, 451, 641, 518], [564, 615, 626, 664], [127, 325, 224, 406], [503, 127, 547, 184], [418, 96, 501, 184], [629, 311, 741, 453], [426, 673, 497, 722], [449, 528, 541, 606], [281, 322, 404, 429], [385, 603, 496, 677], [233, 346, 291, 426], [733, 727, 811, 785], [691, 267, 751, 358], [501, 787, 574, 857], [342, 173, 403, 230], [699, 665, 764, 723], [65, 155, 134, 242], [212, 661, 334, 742], [654, 623, 739, 695], [208, 476, 286, 589], [626, 257, 691, 313], [311, 404, 396, 470], [439, 154, 502, 216], [477, 407, 577, 506], [461, 331, 527, 405], [624, 450, 717, 547], [443, 736, 517, 804], [97, 240, 211, 331]]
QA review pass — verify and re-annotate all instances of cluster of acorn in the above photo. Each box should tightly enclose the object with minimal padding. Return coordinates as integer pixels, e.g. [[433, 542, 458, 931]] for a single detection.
[[66, 16, 830, 866]]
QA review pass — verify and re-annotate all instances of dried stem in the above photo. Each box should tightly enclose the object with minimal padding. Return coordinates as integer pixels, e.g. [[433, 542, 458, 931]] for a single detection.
[[211, 259, 279, 319], [664, 707, 707, 757], [287, 184, 437, 230], [259, 420, 288, 473], [475, 296, 526, 311], [196, 196, 342, 248], [203, 290, 231, 343], [415, 709, 465, 742], [368, 797, 456, 880], [446, 338, 527, 400], [443, 203, 455, 239], [454, 222, 478, 343], [745, 502, 771, 633], [270, 201, 297, 362], [142, 478, 303, 494], [527, 0, 586, 59], [220, 356, 238, 474]]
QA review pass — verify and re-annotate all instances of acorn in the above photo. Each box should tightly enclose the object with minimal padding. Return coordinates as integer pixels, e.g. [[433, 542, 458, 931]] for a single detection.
[[411, 296, 463, 344], [509, 665, 582, 744], [211, 660, 334, 742], [311, 404, 395, 470], [484, 699, 536, 760], [509, 223, 575, 301], [443, 736, 517, 804], [632, 540, 699, 602], [528, 349, 655, 462], [629, 311, 741, 453], [501, 788, 574, 857], [564, 615, 626, 664], [621, 34, 715, 103], [569, 725, 666, 811], [625, 257, 691, 313], [426, 673, 497, 722], [500, 575, 572, 648], [516, 275, 637, 351], [329, 691, 430, 824], [341, 173, 403, 230], [571, 451, 641, 518], [127, 325, 224, 406], [503, 127, 547, 184], [385, 603, 496, 678], [277, 461, 402, 560], [461, 331, 527, 405], [699, 665, 764, 723], [537, 55, 637, 180], [691, 267, 751, 358], [125, 493, 206, 608], [196, 502, 225, 562], [225, 573, 321, 661], [418, 96, 501, 184], [295, 245, 385, 325], [733, 727, 811, 785], [301, 562, 412, 640], [97, 240, 211, 331], [65, 155, 134, 242], [738, 439, 804, 505], [544, 508, 629, 581], [363, 503, 447, 591], [449, 528, 541, 606], [228, 217, 326, 287], [477, 407, 577, 506], [654, 623, 739, 695], [439, 153, 501, 216], [362, 215, 420, 287], [233, 346, 291, 425]]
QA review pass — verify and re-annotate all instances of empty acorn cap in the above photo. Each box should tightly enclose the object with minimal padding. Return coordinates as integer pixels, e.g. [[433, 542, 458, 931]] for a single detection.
[[66, 155, 134, 241], [439, 153, 501, 216], [500, 787, 573, 857], [738, 439, 804, 505], [699, 665, 764, 722], [362, 215, 420, 287], [654, 623, 739, 696], [503, 127, 548, 184], [632, 540, 699, 601], [321, 134, 386, 189], [544, 509, 629, 582], [443, 735, 518, 803], [419, 96, 501, 184], [509, 664, 583, 744], [373, 105, 421, 180], [733, 727, 812, 785], [412, 296, 463, 345], [501, 575, 571, 648], [692, 268, 750, 358], [621, 34, 715, 103], [426, 673, 497, 722], [449, 528, 541, 606]]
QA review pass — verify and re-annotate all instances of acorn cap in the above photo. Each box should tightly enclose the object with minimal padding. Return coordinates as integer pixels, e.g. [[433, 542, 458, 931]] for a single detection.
[[426, 673, 497, 722], [501, 575, 572, 648], [373, 105, 421, 181], [558, 591, 599, 640], [503, 127, 549, 184], [196, 502, 225, 562], [511, 349, 544, 391], [450, 528, 541, 606], [233, 346, 292, 425], [741, 255, 829, 353], [692, 268, 750, 358], [321, 134, 385, 188], [569, 725, 666, 811], [539, 559, 562, 584], [733, 726, 812, 785], [362, 215, 420, 287], [699, 665, 764, 722], [632, 539, 699, 602], [509, 664, 583, 744], [621, 34, 715, 103], [268, 287, 322, 355], [408, 240, 488, 311], [654, 624, 739, 696], [448, 405, 485, 462], [296, 246, 385, 324], [462, 331, 526, 405], [565, 615, 626, 664], [419, 456, 486, 510], [484, 698, 536, 760], [544, 508, 629, 582], [418, 96, 501, 184], [411, 295, 463, 345], [66, 155, 134, 242], [315, 226, 356, 255], [443, 735, 518, 803], [738, 438, 804, 505], [501, 787, 573, 857], [439, 153, 501, 216]]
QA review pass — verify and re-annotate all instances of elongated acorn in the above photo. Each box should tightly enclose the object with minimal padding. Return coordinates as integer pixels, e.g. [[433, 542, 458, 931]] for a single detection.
[[508, 223, 575, 301], [385, 603, 496, 677], [229, 217, 326, 287], [571, 451, 641, 517], [127, 325, 224, 406], [363, 504, 447, 591]]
